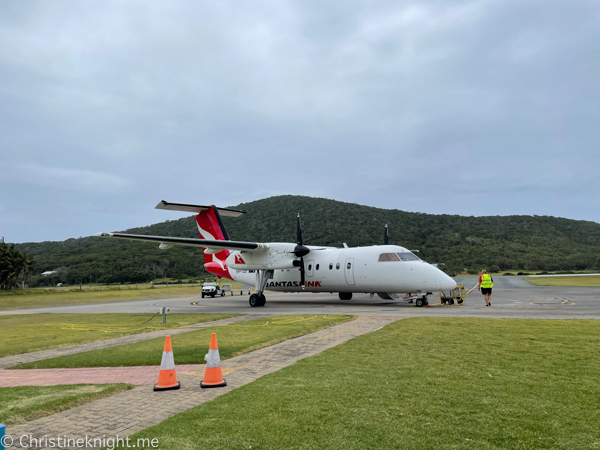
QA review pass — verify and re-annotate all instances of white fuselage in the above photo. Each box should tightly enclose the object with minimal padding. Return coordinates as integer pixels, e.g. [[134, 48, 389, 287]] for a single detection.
[[226, 245, 456, 294]]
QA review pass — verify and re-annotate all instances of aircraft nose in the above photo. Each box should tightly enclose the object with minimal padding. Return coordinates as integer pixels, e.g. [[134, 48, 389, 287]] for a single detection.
[[439, 272, 457, 291]]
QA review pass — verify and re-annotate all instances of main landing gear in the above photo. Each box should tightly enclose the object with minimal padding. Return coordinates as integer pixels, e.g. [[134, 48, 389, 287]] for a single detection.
[[249, 293, 266, 307], [249, 269, 273, 307], [339, 292, 353, 301]]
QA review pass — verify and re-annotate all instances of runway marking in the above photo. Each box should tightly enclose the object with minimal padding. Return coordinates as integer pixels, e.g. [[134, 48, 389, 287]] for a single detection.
[[528, 297, 577, 307], [560, 298, 576, 305]]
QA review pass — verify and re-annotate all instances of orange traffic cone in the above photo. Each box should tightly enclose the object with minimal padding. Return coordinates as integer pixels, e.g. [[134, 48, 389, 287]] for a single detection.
[[201, 333, 227, 388], [154, 336, 180, 391]]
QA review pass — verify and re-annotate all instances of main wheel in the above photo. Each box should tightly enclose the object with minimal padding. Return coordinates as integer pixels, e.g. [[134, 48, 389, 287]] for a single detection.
[[339, 292, 353, 301], [249, 294, 261, 307], [416, 298, 424, 307], [423, 297, 429, 306], [259, 294, 266, 306]]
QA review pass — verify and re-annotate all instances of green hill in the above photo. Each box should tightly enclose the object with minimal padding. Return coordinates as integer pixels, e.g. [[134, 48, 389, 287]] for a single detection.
[[13, 195, 600, 284]]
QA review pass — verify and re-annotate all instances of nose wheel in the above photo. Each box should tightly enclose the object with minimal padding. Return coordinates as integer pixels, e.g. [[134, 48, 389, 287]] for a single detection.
[[415, 296, 429, 307]]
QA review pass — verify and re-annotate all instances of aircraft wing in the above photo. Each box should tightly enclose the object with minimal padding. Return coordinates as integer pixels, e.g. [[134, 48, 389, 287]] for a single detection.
[[96, 232, 267, 252]]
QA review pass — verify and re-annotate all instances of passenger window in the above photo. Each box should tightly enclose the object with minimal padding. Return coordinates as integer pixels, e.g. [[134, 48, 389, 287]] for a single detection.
[[329, 263, 333, 270], [379, 253, 401, 262], [336, 263, 340, 270], [316, 264, 320, 270], [347, 262, 352, 269]]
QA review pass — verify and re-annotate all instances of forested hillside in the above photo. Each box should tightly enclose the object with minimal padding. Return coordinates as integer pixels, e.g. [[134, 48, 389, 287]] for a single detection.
[[12, 195, 600, 285]]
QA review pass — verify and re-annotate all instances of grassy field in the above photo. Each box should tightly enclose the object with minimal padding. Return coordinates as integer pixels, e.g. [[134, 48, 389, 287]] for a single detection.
[[455, 270, 597, 277], [122, 318, 600, 449], [0, 283, 244, 311], [526, 275, 600, 287], [0, 313, 237, 358], [14, 315, 353, 369], [0, 384, 132, 425]]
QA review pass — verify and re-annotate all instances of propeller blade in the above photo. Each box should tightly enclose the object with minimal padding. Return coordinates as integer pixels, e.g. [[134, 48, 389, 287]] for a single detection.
[[297, 213, 305, 287], [384, 224, 389, 245], [297, 213, 303, 246]]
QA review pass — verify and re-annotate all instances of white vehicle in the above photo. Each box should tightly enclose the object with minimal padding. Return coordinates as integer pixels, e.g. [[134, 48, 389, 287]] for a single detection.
[[97, 201, 457, 308], [201, 282, 226, 298]]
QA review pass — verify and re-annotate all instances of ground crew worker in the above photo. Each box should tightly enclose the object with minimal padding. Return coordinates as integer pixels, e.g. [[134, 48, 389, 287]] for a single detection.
[[479, 270, 494, 306]]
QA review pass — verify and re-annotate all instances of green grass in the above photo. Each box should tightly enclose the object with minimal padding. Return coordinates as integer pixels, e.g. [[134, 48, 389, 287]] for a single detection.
[[123, 318, 600, 449], [526, 275, 600, 287], [455, 270, 597, 278], [0, 313, 237, 358], [14, 315, 353, 369], [0, 384, 133, 425], [0, 284, 244, 310]]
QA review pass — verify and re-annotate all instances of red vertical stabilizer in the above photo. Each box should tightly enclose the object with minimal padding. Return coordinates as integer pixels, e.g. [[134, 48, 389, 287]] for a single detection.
[[154, 201, 245, 279]]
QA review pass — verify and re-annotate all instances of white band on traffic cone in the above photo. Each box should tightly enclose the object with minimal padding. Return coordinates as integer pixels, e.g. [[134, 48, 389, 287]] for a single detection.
[[160, 351, 175, 370], [205, 348, 221, 368]]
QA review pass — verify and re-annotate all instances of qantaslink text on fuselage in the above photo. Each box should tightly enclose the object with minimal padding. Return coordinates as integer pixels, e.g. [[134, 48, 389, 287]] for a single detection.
[[266, 281, 322, 288]]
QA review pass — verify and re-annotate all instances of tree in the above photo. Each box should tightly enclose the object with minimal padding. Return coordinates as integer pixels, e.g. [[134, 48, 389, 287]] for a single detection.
[[0, 237, 36, 289], [20, 253, 35, 289]]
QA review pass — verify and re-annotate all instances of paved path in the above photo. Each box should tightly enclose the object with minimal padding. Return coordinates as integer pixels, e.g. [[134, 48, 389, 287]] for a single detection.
[[0, 315, 259, 370], [0, 365, 206, 387], [5, 316, 400, 449]]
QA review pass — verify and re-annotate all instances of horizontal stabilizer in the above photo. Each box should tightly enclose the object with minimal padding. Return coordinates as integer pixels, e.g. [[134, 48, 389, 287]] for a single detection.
[[155, 200, 246, 217]]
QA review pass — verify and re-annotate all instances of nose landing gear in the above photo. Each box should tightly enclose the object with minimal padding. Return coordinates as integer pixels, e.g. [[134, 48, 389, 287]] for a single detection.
[[415, 296, 429, 307]]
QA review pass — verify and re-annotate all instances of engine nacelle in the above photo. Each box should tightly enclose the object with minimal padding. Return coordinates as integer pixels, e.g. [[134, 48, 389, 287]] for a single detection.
[[226, 243, 299, 270]]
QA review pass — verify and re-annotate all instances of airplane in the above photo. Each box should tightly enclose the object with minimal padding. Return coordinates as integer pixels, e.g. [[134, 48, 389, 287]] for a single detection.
[[96, 201, 457, 307]]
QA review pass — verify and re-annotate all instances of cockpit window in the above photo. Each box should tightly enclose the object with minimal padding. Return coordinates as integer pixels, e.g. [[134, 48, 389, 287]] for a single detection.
[[378, 252, 420, 262], [397, 252, 420, 261], [378, 253, 401, 262]]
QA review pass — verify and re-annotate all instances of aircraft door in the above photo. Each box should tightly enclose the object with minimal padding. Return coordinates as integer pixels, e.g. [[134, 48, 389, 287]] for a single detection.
[[344, 258, 356, 285], [306, 260, 315, 277]]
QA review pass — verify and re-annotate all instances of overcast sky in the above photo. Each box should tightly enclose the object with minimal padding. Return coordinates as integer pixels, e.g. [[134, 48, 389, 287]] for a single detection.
[[1, 0, 599, 243]]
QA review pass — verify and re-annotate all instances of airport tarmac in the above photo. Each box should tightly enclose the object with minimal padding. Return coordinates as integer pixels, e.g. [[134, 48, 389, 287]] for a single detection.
[[2, 276, 599, 319]]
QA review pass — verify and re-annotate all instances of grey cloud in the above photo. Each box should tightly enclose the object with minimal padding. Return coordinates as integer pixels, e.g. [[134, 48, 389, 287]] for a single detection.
[[1, 0, 599, 242]]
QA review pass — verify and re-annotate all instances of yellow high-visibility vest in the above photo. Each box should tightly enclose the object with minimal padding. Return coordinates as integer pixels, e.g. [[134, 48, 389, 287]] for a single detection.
[[480, 274, 494, 288]]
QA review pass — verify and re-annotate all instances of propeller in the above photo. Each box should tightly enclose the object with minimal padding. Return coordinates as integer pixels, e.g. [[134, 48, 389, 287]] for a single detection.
[[295, 213, 310, 288], [384, 224, 389, 245]]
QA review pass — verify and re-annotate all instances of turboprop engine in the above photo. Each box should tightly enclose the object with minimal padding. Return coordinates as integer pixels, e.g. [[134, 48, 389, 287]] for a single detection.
[[226, 243, 309, 271]]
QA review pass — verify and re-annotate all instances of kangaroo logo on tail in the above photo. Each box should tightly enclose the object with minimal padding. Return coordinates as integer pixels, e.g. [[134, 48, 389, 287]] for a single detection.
[[195, 205, 231, 278]]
